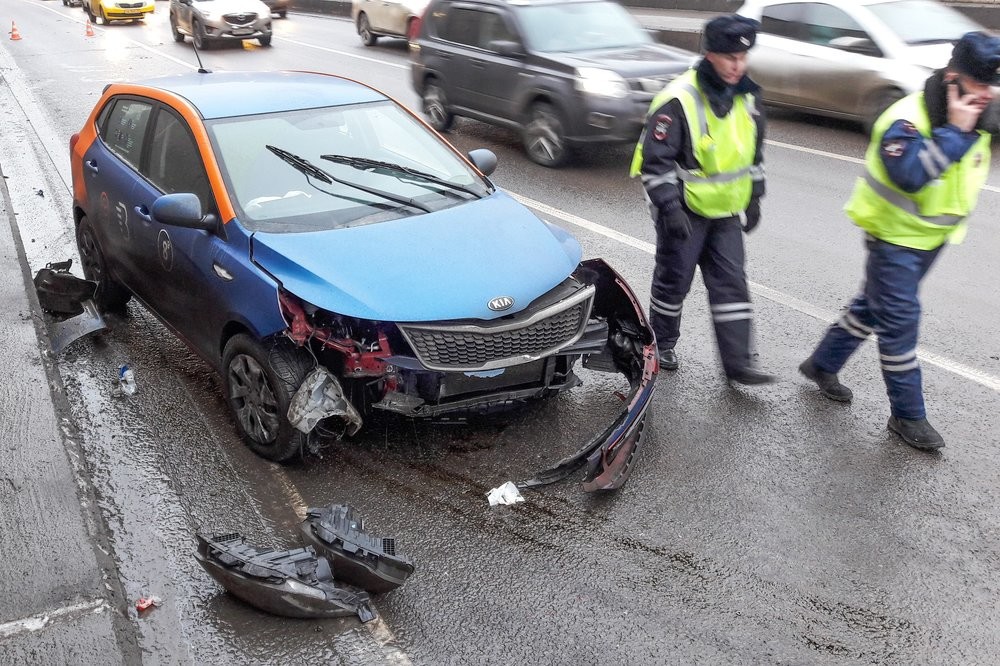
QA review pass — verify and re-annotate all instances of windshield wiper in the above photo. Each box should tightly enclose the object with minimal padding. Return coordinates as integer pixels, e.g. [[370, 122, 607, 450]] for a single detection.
[[320, 154, 483, 198], [265, 145, 432, 213]]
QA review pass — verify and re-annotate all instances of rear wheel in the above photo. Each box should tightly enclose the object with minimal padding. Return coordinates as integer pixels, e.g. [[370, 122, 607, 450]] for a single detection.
[[358, 13, 377, 46], [76, 215, 131, 313], [277, 9, 287, 18], [523, 102, 570, 168], [222, 334, 314, 462], [423, 81, 454, 132]]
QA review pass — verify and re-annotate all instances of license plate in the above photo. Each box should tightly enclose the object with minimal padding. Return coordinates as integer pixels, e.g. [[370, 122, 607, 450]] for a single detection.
[[231, 28, 253, 35]]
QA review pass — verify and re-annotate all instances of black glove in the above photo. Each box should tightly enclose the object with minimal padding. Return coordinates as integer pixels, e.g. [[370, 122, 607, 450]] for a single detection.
[[743, 197, 761, 234], [658, 207, 691, 240]]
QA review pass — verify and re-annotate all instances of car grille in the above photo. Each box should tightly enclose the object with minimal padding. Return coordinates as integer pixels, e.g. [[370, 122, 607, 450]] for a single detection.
[[224, 12, 257, 26], [117, 2, 144, 7], [398, 285, 595, 372]]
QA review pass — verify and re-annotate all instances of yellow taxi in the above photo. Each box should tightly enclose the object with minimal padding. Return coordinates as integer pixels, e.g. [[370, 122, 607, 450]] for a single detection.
[[84, 0, 155, 24]]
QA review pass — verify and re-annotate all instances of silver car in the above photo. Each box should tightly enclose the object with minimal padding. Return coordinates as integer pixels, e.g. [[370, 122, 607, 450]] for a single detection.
[[170, 0, 274, 48], [352, 0, 429, 46], [737, 0, 984, 128]]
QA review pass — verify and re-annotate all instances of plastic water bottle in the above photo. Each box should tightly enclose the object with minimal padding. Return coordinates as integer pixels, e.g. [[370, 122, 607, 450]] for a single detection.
[[118, 364, 136, 397]]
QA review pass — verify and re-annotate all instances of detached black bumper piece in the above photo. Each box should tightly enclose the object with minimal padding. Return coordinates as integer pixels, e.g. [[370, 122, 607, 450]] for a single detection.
[[300, 504, 415, 594], [194, 533, 377, 621]]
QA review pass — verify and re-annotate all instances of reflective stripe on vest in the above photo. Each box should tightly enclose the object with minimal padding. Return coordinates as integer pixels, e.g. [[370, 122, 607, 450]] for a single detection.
[[860, 171, 963, 227]]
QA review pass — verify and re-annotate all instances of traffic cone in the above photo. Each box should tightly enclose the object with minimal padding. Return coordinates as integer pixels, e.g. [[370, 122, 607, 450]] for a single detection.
[[85, 19, 94, 37], [9, 21, 22, 41]]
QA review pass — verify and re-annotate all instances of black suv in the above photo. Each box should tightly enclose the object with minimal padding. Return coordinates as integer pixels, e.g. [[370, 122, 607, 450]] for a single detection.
[[410, 0, 695, 167]]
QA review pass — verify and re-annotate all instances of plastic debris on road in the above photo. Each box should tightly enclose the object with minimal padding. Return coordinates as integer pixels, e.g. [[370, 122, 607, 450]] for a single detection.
[[301, 504, 415, 594], [487, 481, 524, 506], [135, 595, 161, 612], [116, 364, 136, 397]]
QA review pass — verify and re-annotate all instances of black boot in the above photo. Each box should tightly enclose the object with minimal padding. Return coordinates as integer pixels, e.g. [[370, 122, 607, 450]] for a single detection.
[[798, 358, 853, 402], [727, 367, 776, 385], [658, 348, 678, 371], [887, 416, 945, 451]]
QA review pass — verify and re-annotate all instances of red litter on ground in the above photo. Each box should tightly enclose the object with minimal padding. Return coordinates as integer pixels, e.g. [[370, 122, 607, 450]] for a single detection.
[[136, 595, 162, 612]]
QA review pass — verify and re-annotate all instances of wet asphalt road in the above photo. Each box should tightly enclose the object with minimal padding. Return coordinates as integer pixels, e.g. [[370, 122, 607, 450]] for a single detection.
[[1, 1, 999, 663]]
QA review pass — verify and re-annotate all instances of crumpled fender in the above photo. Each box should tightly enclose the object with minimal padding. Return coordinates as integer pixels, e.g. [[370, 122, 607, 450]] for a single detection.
[[194, 533, 377, 621], [519, 258, 658, 492]]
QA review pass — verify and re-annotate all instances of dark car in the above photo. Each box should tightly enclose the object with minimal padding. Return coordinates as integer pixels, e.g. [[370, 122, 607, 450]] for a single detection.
[[262, 0, 290, 18], [68, 70, 657, 490], [410, 0, 695, 167]]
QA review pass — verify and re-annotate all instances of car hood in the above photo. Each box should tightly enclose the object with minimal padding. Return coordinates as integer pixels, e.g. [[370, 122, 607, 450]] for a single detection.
[[196, 0, 271, 17], [898, 42, 955, 71], [250, 192, 583, 322], [547, 43, 695, 77]]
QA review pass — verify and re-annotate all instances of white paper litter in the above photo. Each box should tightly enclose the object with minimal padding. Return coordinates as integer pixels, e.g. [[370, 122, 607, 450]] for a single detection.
[[487, 481, 524, 506]]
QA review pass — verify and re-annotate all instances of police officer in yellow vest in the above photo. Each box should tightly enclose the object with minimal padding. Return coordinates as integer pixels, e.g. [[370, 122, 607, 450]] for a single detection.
[[799, 31, 1000, 451], [631, 14, 774, 385]]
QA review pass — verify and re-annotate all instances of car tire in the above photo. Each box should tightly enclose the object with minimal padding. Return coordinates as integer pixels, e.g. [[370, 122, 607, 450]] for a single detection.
[[258, 33, 272, 47], [278, 9, 287, 18], [76, 215, 132, 313], [864, 88, 903, 134], [358, 13, 377, 46], [98, 6, 109, 25], [222, 333, 314, 462], [170, 14, 185, 42], [523, 102, 570, 168], [423, 81, 454, 132], [192, 18, 208, 50]]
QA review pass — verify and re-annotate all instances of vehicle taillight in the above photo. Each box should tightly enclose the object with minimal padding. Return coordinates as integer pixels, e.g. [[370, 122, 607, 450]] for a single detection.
[[408, 15, 422, 43]]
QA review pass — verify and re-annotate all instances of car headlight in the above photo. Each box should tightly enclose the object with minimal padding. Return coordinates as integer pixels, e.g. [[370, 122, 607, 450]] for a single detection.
[[574, 68, 629, 99]]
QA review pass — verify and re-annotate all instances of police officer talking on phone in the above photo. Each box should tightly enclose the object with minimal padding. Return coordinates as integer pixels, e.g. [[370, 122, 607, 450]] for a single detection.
[[630, 15, 775, 386], [799, 31, 1000, 451]]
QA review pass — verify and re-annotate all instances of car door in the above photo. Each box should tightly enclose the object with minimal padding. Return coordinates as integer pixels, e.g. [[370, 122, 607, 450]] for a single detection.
[[80, 96, 154, 297], [464, 9, 525, 122], [432, 5, 483, 109], [753, 2, 808, 106], [127, 105, 233, 358], [786, 2, 883, 115]]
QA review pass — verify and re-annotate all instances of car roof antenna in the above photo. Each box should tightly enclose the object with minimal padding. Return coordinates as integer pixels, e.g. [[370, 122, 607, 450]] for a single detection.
[[191, 41, 211, 74]]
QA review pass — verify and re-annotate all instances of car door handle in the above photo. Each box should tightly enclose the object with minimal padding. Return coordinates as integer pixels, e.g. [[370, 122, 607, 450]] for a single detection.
[[133, 205, 152, 223], [85, 159, 99, 174]]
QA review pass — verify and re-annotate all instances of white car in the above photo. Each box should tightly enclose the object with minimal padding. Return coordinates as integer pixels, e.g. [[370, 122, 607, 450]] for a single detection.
[[352, 0, 429, 46], [737, 0, 984, 128]]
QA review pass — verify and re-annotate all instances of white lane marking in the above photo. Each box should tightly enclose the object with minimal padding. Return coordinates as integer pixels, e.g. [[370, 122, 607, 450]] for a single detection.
[[510, 192, 1000, 394], [278, 36, 409, 70], [364, 618, 415, 666], [0, 599, 109, 639]]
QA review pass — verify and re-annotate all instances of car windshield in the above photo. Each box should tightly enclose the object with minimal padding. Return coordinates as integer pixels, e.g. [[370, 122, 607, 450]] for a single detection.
[[207, 101, 492, 232], [517, 1, 652, 52], [867, 0, 982, 45]]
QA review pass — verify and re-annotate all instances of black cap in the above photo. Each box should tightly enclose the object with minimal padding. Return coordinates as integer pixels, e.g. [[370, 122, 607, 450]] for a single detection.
[[703, 14, 760, 54], [949, 31, 1000, 85]]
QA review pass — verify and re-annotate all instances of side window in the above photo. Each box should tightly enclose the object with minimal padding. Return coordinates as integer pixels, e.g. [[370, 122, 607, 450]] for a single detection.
[[145, 109, 215, 214], [801, 3, 869, 46], [102, 99, 153, 171], [478, 11, 518, 50], [441, 8, 483, 46], [760, 3, 805, 40]]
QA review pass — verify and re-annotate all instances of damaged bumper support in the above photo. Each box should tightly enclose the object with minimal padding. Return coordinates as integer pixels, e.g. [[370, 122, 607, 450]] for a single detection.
[[300, 504, 416, 594], [194, 533, 377, 621], [33, 259, 108, 354]]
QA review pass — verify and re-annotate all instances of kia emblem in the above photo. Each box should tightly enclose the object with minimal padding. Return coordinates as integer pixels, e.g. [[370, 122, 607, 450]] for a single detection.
[[488, 296, 514, 311]]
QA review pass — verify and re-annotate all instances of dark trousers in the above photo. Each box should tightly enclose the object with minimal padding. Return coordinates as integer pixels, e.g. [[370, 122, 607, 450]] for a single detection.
[[649, 211, 753, 376], [809, 237, 942, 419]]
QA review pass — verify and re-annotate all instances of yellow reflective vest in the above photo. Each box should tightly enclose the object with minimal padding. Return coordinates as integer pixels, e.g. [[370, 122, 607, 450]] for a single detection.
[[845, 92, 990, 250], [630, 69, 757, 219]]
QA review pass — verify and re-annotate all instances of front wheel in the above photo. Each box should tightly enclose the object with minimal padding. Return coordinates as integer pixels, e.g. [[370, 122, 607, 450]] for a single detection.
[[192, 18, 207, 50], [98, 6, 109, 25], [358, 13, 377, 46], [170, 14, 185, 42], [222, 334, 314, 462], [522, 102, 570, 168], [76, 215, 131, 313], [258, 33, 272, 47], [423, 81, 454, 132], [277, 9, 287, 18]]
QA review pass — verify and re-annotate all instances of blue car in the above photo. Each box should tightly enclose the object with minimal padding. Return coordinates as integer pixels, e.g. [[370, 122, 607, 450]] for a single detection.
[[70, 71, 656, 490]]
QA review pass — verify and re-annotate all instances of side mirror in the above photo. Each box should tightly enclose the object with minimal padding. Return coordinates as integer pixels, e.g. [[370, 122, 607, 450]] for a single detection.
[[488, 40, 525, 58], [467, 149, 497, 176], [828, 36, 881, 57], [152, 193, 218, 232]]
